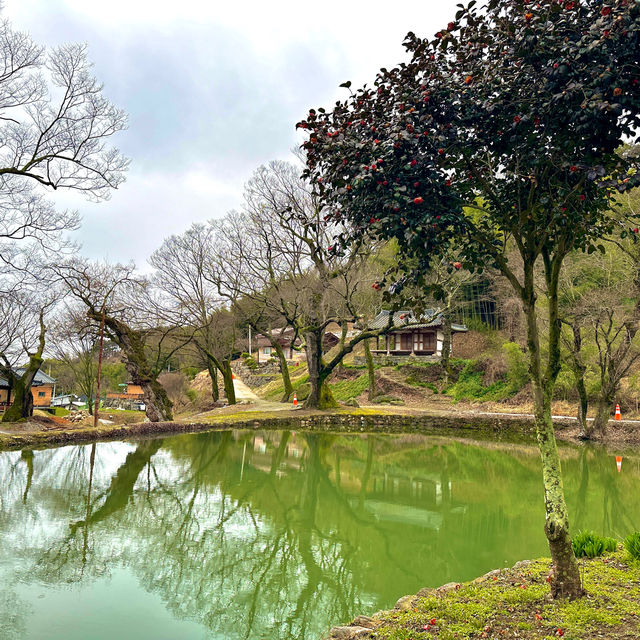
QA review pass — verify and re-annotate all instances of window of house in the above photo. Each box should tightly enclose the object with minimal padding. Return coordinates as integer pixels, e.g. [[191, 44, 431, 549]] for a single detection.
[[38, 391, 45, 397], [400, 334, 412, 350], [263, 346, 272, 355], [413, 332, 436, 352]]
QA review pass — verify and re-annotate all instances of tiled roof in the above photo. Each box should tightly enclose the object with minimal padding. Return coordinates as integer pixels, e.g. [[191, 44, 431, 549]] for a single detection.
[[0, 368, 56, 387], [368, 310, 467, 332]]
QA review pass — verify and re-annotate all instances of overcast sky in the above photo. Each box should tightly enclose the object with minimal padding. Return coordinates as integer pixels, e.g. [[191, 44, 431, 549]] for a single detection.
[[6, 0, 460, 267]]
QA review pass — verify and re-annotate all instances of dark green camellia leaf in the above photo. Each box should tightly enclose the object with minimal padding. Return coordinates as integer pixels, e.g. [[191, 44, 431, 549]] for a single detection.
[[300, 0, 640, 284]]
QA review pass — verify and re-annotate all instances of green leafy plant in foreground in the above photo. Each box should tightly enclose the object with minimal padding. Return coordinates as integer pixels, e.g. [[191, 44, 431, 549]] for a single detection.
[[572, 531, 618, 558], [624, 532, 640, 560]]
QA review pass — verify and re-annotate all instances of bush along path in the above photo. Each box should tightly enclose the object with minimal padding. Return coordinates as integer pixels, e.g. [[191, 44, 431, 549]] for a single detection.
[[326, 545, 640, 640]]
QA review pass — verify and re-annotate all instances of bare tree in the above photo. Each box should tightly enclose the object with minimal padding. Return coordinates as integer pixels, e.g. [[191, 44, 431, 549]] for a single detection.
[[0, 18, 127, 282], [150, 225, 237, 405], [55, 260, 184, 422], [209, 160, 398, 409], [49, 307, 100, 415], [0, 288, 56, 421]]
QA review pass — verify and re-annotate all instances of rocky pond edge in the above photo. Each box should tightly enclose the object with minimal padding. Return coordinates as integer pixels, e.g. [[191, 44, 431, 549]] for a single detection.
[[1, 408, 639, 451]]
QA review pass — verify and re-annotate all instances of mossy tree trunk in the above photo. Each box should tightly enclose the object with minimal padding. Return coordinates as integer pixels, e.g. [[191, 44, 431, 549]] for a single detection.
[[363, 338, 376, 400], [304, 328, 338, 409], [2, 310, 46, 423], [88, 311, 173, 422], [303, 322, 396, 410], [592, 396, 613, 434], [205, 356, 220, 402], [202, 349, 236, 405], [521, 253, 582, 599], [269, 338, 293, 402], [221, 359, 236, 405]]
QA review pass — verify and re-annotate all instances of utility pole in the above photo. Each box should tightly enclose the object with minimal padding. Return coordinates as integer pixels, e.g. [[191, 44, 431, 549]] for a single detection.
[[93, 307, 106, 429], [248, 325, 252, 356]]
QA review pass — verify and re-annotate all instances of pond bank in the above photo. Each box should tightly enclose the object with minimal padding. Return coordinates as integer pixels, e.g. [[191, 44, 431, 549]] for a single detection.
[[0, 405, 639, 451], [326, 550, 640, 640]]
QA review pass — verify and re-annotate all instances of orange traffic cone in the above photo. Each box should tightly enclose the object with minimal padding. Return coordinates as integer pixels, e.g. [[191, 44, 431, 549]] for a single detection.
[[293, 393, 298, 407], [616, 455, 622, 473], [615, 404, 622, 420]]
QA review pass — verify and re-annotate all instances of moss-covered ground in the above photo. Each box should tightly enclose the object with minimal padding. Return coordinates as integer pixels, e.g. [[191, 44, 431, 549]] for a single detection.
[[372, 550, 640, 640]]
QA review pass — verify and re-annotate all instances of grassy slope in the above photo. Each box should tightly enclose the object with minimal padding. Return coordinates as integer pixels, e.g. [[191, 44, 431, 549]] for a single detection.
[[370, 549, 640, 640]]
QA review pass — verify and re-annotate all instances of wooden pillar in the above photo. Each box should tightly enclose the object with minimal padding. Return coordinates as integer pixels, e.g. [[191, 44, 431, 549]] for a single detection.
[[386, 334, 390, 355], [411, 331, 416, 355]]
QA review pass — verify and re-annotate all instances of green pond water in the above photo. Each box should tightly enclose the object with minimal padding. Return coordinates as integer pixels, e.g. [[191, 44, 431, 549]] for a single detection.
[[0, 429, 638, 640]]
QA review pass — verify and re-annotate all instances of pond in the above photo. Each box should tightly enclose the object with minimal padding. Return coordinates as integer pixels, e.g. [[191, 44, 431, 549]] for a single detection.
[[0, 429, 637, 639]]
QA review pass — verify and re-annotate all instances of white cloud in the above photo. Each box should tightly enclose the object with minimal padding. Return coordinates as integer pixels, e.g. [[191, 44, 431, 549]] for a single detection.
[[4, 0, 461, 265]]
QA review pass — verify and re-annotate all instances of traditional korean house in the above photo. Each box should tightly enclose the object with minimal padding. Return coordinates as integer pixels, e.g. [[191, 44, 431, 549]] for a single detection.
[[0, 369, 56, 411], [368, 310, 467, 361]]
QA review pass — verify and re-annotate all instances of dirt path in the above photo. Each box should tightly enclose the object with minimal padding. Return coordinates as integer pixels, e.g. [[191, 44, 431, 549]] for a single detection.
[[233, 376, 292, 412]]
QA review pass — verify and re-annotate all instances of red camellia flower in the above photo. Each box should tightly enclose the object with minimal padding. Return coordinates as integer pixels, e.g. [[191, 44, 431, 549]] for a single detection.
[[514, 115, 521, 123], [465, 75, 473, 84], [525, 12, 533, 20], [601, 6, 612, 16], [448, 22, 455, 31], [430, 618, 437, 625], [438, 148, 444, 155], [614, 87, 623, 96], [414, 197, 424, 204], [445, 179, 452, 186], [410, 159, 417, 166], [372, 283, 381, 290], [580, 194, 586, 201], [414, 181, 420, 187], [534, 116, 541, 126], [570, 165, 579, 172], [565, 1, 575, 10], [603, 29, 610, 37], [633, 228, 639, 233], [435, 31, 443, 39]]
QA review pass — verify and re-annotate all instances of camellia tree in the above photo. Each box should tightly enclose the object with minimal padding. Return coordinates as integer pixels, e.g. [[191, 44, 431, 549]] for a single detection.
[[301, 0, 640, 598]]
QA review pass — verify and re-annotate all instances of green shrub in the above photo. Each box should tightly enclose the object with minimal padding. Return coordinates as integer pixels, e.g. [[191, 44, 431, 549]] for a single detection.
[[502, 342, 529, 393], [185, 388, 198, 403], [572, 531, 618, 558], [624, 532, 640, 560]]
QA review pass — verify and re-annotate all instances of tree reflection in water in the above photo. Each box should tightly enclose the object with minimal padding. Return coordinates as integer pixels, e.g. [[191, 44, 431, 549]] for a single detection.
[[0, 431, 638, 640]]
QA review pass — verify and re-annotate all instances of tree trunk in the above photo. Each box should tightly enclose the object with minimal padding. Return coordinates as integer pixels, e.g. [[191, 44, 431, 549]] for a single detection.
[[575, 376, 590, 436], [363, 338, 376, 400], [87, 396, 94, 416], [271, 339, 293, 402], [90, 312, 173, 422], [2, 374, 34, 422], [303, 329, 338, 409], [522, 280, 582, 599], [141, 378, 174, 422], [592, 396, 612, 435], [440, 313, 452, 385], [566, 322, 590, 437], [206, 357, 220, 402], [221, 360, 236, 405], [2, 311, 46, 423]]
